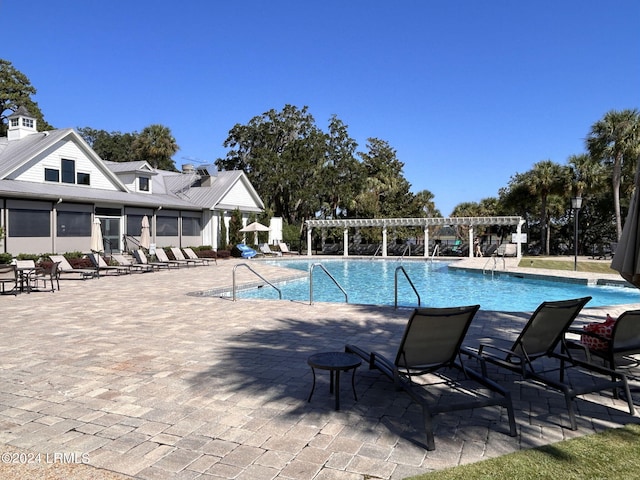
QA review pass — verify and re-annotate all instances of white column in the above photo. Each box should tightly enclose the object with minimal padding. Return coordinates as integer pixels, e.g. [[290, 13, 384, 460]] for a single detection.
[[307, 227, 313, 257], [343, 228, 349, 257], [382, 226, 388, 257], [468, 226, 474, 258], [517, 220, 525, 258], [424, 227, 429, 257]]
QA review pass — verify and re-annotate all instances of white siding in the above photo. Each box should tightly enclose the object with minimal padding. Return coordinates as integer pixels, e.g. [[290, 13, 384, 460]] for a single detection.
[[12, 139, 120, 191], [221, 181, 259, 209]]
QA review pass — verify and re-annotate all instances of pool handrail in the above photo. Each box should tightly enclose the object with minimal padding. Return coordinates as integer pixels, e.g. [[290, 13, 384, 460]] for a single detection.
[[310, 263, 348, 305], [395, 265, 421, 309], [232, 263, 282, 301]]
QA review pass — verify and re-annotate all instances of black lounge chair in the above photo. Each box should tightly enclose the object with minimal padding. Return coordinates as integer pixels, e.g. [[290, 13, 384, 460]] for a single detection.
[[463, 297, 635, 430], [566, 309, 640, 374], [346, 305, 517, 450]]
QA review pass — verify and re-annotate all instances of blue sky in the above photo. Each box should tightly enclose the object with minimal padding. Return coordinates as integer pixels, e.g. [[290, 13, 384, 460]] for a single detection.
[[2, 1, 639, 215]]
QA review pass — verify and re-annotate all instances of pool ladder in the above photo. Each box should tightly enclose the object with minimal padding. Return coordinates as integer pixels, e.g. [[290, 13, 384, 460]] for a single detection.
[[482, 254, 506, 277], [395, 266, 421, 309], [232, 263, 282, 301], [310, 263, 348, 305]]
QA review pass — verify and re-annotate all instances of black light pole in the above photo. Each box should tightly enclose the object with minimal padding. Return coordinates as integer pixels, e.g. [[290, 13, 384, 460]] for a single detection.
[[572, 196, 583, 271]]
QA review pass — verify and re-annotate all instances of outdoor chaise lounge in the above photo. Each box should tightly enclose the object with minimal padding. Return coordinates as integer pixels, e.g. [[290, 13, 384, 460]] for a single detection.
[[279, 242, 299, 255], [133, 249, 174, 270], [89, 253, 129, 276], [346, 305, 517, 450], [111, 254, 154, 273], [463, 297, 635, 430], [182, 247, 213, 265], [156, 248, 188, 267], [565, 309, 640, 374], [170, 247, 203, 266], [259, 243, 281, 256], [49, 255, 98, 280]]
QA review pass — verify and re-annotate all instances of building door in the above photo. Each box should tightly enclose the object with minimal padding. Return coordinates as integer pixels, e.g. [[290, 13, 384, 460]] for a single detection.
[[100, 217, 121, 254]]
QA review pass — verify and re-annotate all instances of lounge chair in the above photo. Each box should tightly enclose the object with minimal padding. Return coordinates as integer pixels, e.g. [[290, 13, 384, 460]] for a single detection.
[[346, 305, 516, 450], [156, 248, 188, 267], [89, 253, 129, 276], [565, 309, 640, 374], [0, 264, 19, 295], [170, 247, 203, 266], [183, 247, 213, 265], [279, 242, 299, 255], [463, 297, 635, 430], [259, 243, 281, 256], [132, 249, 173, 270], [112, 254, 154, 273], [49, 255, 98, 280]]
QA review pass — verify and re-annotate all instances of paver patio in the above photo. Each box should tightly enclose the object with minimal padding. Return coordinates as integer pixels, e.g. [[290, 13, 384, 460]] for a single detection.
[[0, 257, 638, 479]]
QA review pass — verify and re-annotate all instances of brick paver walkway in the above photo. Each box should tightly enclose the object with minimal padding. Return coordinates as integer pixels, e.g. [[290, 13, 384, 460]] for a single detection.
[[0, 257, 638, 479]]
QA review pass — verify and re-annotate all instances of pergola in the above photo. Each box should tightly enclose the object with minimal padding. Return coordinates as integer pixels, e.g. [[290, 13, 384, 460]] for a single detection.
[[305, 216, 526, 258]]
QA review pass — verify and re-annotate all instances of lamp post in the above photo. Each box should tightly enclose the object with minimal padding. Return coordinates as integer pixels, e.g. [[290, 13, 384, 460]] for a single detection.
[[571, 196, 583, 271]]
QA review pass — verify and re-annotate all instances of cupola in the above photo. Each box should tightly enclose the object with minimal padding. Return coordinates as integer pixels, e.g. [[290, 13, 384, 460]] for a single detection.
[[7, 106, 37, 141]]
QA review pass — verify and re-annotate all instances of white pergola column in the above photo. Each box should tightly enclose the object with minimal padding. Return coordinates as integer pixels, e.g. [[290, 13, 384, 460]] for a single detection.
[[343, 228, 349, 257], [307, 227, 313, 257], [468, 226, 474, 258], [382, 226, 388, 257], [517, 219, 525, 258], [424, 227, 429, 257]]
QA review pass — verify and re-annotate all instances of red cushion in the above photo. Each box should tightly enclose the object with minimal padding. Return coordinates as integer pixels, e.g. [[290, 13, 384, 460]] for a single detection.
[[580, 315, 616, 351]]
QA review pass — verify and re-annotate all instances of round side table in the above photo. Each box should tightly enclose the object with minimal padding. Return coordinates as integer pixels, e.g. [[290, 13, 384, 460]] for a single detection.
[[307, 351, 362, 411]]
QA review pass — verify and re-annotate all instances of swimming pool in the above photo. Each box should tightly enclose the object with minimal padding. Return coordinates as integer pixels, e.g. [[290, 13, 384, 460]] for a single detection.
[[232, 259, 640, 311]]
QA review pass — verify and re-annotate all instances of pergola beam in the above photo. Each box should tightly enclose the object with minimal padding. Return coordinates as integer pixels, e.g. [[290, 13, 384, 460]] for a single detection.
[[305, 216, 525, 257]]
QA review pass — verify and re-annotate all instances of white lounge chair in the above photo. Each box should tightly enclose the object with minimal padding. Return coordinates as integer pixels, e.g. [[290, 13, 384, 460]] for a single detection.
[[169, 247, 201, 266], [49, 255, 97, 280], [279, 242, 299, 255], [259, 243, 281, 256], [182, 247, 213, 265], [112, 254, 154, 273]]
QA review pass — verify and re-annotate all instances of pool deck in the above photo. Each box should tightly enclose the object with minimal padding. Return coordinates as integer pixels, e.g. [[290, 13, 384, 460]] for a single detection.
[[0, 256, 639, 480]]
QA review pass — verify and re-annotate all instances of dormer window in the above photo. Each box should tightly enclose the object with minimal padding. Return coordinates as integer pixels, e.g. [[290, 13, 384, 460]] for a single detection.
[[22, 118, 34, 128], [139, 177, 150, 192], [10, 118, 19, 127]]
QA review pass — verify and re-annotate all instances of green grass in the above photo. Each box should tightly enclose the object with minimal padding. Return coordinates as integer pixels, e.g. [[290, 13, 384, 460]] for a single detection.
[[407, 423, 640, 480], [519, 258, 618, 274]]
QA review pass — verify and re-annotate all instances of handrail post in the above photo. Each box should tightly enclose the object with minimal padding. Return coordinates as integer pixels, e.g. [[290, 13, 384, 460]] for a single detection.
[[309, 263, 348, 305], [394, 265, 421, 309], [232, 263, 282, 301]]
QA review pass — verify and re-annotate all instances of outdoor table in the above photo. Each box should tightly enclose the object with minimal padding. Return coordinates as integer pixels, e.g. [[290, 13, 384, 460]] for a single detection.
[[307, 351, 361, 411], [16, 266, 36, 293]]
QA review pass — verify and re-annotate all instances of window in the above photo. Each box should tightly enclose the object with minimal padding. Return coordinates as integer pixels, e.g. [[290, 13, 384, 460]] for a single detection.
[[22, 118, 34, 128], [139, 177, 150, 192], [182, 217, 201, 236], [10, 118, 18, 127], [61, 159, 75, 184], [77, 172, 91, 185], [156, 216, 178, 236], [127, 215, 145, 236], [8, 209, 50, 237], [57, 211, 91, 237], [45, 168, 60, 182]]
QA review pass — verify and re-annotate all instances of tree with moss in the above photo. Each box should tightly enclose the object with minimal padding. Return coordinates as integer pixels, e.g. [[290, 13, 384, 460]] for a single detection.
[[0, 59, 53, 136]]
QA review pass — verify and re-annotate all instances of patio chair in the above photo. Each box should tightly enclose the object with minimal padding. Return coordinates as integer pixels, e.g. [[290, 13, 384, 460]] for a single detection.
[[183, 247, 213, 265], [133, 249, 173, 270], [49, 255, 98, 280], [30, 261, 61, 292], [259, 243, 281, 256], [156, 248, 187, 267], [346, 305, 516, 450], [565, 309, 640, 374], [279, 242, 299, 255], [112, 254, 154, 273], [89, 253, 129, 276], [0, 264, 19, 295], [463, 297, 635, 430], [170, 247, 204, 266]]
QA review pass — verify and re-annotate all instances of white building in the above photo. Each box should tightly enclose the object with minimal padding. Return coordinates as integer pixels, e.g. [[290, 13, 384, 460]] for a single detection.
[[0, 107, 264, 255]]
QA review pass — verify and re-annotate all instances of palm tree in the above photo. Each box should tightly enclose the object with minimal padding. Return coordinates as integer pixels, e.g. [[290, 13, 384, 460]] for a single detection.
[[586, 109, 640, 240], [525, 160, 570, 255], [133, 124, 179, 171]]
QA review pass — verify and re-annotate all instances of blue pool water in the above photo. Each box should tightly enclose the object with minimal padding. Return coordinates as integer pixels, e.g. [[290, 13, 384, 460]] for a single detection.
[[233, 259, 640, 311]]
